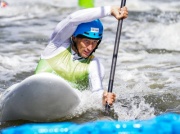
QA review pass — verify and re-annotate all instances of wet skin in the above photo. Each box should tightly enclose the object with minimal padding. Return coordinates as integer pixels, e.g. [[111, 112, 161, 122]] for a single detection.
[[72, 37, 99, 58]]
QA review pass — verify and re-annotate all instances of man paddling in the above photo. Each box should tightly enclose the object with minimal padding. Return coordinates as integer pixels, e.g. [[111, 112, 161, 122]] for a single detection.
[[35, 6, 128, 106]]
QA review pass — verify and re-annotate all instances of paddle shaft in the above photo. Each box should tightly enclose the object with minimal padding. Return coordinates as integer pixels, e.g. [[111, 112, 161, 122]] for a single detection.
[[105, 0, 126, 113]]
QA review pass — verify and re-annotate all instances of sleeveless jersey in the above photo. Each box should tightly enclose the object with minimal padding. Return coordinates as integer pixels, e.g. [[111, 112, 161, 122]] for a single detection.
[[35, 46, 94, 90]]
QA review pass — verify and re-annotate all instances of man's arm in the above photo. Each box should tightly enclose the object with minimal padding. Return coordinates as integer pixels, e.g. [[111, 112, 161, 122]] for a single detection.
[[42, 6, 111, 58]]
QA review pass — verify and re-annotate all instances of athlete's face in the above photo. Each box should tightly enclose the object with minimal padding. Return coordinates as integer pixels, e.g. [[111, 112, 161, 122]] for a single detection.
[[73, 37, 99, 58]]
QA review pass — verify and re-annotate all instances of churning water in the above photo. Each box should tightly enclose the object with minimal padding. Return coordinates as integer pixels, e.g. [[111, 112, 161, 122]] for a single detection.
[[0, 0, 180, 129]]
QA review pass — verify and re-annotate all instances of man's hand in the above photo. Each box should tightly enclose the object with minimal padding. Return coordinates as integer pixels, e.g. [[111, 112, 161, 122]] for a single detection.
[[111, 6, 128, 20], [102, 90, 116, 106]]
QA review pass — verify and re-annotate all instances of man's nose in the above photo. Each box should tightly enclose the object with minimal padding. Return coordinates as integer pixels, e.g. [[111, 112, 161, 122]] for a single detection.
[[87, 44, 93, 50]]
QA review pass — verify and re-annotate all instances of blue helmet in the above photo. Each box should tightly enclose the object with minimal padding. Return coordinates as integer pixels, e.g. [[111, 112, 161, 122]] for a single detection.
[[73, 19, 103, 39]]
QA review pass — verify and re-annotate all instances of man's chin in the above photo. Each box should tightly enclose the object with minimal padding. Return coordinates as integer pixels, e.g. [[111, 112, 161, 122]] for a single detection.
[[81, 54, 89, 58]]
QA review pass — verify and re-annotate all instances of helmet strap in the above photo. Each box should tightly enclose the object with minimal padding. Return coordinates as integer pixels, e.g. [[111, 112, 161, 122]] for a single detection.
[[89, 39, 101, 55], [71, 36, 101, 59], [71, 36, 82, 57]]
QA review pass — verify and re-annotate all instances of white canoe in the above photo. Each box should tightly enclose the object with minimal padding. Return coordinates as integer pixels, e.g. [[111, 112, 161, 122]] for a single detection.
[[0, 73, 81, 122]]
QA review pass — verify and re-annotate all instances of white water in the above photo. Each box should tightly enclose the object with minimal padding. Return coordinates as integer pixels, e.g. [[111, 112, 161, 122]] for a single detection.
[[0, 0, 180, 127]]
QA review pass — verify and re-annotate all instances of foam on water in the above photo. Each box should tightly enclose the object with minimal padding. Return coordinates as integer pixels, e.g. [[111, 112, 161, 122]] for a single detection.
[[0, 0, 78, 17], [96, 0, 180, 11], [121, 22, 180, 51], [70, 87, 155, 121], [146, 23, 180, 51], [0, 0, 180, 126]]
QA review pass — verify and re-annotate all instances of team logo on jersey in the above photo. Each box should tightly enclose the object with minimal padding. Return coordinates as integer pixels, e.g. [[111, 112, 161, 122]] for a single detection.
[[91, 28, 99, 33]]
